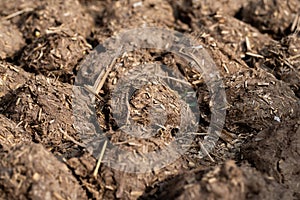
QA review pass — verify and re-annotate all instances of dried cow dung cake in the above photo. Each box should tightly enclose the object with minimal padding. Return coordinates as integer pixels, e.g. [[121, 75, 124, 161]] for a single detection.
[[242, 118, 300, 197], [143, 161, 291, 199], [17, 0, 93, 40], [0, 143, 87, 200], [20, 32, 91, 83], [258, 35, 300, 97], [192, 14, 272, 59], [1, 75, 77, 154], [224, 67, 299, 132], [0, 21, 24, 59], [239, 0, 300, 38]]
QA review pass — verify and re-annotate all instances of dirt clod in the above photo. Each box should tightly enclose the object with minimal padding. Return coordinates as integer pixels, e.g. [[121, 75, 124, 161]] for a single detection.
[[20, 32, 91, 83], [0, 143, 87, 199], [238, 0, 300, 38]]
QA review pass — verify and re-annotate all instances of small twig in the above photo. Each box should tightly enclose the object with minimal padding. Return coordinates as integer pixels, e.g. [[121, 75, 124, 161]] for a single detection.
[[199, 141, 215, 162], [178, 47, 208, 74], [192, 79, 204, 85], [155, 123, 167, 130], [7, 64, 20, 73], [84, 84, 103, 101], [59, 128, 86, 148], [125, 92, 131, 125], [291, 14, 299, 33], [93, 140, 108, 177], [245, 52, 264, 59], [93, 46, 123, 94], [1, 8, 34, 21], [156, 74, 191, 86], [245, 36, 252, 52], [222, 63, 229, 74], [288, 54, 300, 61], [189, 132, 208, 136], [282, 59, 296, 71]]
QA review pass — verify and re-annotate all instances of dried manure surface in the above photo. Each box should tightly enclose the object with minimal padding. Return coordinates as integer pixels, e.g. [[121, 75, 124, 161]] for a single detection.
[[0, 0, 299, 199]]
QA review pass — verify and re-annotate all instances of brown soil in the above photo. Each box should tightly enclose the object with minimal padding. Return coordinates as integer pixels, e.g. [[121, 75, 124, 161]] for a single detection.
[[0, 0, 299, 199]]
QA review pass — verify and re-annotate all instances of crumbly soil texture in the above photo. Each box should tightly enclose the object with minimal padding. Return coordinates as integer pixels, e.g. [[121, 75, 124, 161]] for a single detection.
[[0, 0, 300, 199]]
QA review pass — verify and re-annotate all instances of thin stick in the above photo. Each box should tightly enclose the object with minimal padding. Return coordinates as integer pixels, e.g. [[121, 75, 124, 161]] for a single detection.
[[291, 14, 299, 32], [84, 84, 103, 101], [282, 59, 296, 71], [245, 36, 252, 51], [59, 128, 86, 148], [93, 140, 108, 177], [288, 54, 300, 61], [199, 141, 215, 162], [245, 52, 264, 59], [125, 92, 131, 125], [93, 47, 123, 94], [1, 8, 33, 21], [178, 48, 207, 73], [189, 132, 208, 136], [156, 74, 191, 86], [94, 63, 114, 94]]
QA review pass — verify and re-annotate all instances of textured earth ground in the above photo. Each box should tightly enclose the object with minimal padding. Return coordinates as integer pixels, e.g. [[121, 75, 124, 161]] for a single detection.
[[0, 0, 299, 199]]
